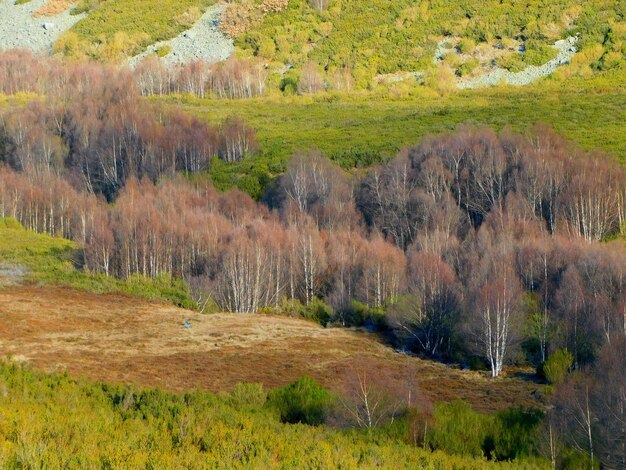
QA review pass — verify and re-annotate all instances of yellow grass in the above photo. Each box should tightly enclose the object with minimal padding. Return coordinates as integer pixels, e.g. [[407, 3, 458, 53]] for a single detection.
[[33, 0, 73, 17], [0, 284, 543, 412]]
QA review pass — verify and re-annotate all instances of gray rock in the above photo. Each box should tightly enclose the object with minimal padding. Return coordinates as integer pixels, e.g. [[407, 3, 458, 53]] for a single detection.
[[0, 0, 85, 53]]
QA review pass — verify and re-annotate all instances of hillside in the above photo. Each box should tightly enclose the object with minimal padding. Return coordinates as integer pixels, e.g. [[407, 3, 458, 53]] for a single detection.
[[0, 2, 624, 466], [1, 0, 625, 90], [177, 73, 626, 196], [0, 362, 550, 469], [0, 220, 542, 412]]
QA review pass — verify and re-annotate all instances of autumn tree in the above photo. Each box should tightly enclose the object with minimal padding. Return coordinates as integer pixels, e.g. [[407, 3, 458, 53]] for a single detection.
[[277, 150, 361, 231], [388, 251, 459, 357], [218, 115, 258, 163]]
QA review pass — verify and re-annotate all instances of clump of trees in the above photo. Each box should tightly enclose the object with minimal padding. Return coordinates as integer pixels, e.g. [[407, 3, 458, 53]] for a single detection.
[[0, 55, 258, 200], [0, 50, 268, 100], [546, 338, 626, 469], [134, 56, 268, 99], [2, 122, 623, 383]]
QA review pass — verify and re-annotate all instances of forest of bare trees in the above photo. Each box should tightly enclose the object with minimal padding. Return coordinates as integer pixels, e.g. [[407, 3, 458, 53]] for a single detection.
[[1, 50, 625, 467], [0, 53, 259, 200], [0, 49, 267, 100]]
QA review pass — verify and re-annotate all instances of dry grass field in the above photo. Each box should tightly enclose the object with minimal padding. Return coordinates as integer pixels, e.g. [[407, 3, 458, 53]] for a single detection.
[[0, 285, 542, 412]]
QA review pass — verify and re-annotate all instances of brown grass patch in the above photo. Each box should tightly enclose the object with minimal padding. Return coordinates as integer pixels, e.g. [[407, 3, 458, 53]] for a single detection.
[[0, 285, 543, 412], [33, 0, 74, 17]]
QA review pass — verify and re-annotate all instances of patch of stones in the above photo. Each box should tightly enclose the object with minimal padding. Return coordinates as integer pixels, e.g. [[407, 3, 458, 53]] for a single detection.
[[0, 0, 85, 53], [457, 36, 578, 89], [0, 263, 27, 287]]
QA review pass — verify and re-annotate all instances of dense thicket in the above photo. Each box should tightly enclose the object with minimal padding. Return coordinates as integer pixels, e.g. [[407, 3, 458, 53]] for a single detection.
[[0, 363, 546, 468]]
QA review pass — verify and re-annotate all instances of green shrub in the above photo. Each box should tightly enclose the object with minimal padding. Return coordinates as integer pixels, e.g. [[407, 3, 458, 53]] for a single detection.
[[428, 402, 543, 462], [156, 45, 173, 57], [428, 401, 494, 458], [266, 297, 333, 326], [468, 356, 490, 372], [496, 53, 526, 72], [229, 383, 267, 409], [334, 299, 369, 326], [268, 376, 333, 425], [455, 61, 477, 77], [543, 349, 573, 385], [0, 217, 24, 230], [279, 76, 299, 95], [457, 38, 476, 54], [300, 298, 333, 325], [70, 0, 98, 15], [493, 407, 543, 460], [560, 448, 600, 470], [523, 42, 558, 67]]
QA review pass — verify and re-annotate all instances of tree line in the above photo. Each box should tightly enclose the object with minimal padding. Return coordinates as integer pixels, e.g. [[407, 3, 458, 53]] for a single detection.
[[0, 49, 267, 100], [0, 124, 623, 464]]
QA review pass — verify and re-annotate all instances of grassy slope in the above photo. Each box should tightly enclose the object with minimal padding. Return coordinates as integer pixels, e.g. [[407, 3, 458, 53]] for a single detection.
[[58, 0, 216, 60], [239, 0, 625, 83], [167, 70, 626, 197], [0, 218, 194, 307], [57, 0, 626, 77], [0, 284, 543, 412], [0, 222, 548, 467]]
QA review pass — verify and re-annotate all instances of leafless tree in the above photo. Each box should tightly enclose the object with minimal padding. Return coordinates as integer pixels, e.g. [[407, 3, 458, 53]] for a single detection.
[[469, 237, 523, 377]]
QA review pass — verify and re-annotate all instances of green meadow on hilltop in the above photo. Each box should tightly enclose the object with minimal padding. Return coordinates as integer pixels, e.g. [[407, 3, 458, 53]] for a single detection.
[[166, 70, 626, 197]]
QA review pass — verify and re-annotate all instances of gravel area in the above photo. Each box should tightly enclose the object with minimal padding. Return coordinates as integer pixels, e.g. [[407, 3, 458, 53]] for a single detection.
[[433, 39, 453, 65], [129, 3, 233, 67], [0, 0, 85, 53], [458, 36, 578, 89]]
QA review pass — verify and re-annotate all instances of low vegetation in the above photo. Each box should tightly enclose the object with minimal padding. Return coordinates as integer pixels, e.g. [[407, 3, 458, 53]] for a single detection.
[[0, 363, 550, 468], [55, 0, 216, 61], [234, 0, 621, 87], [0, 15, 623, 465], [0, 284, 543, 413], [176, 71, 626, 195]]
